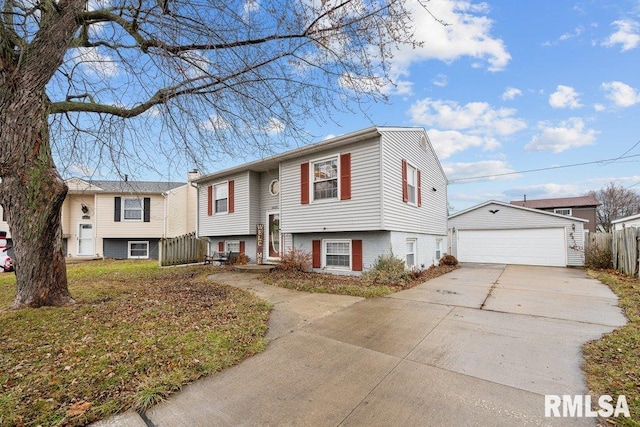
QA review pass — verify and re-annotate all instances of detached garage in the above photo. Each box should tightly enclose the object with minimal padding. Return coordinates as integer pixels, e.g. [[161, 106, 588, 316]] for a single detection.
[[449, 201, 586, 267]]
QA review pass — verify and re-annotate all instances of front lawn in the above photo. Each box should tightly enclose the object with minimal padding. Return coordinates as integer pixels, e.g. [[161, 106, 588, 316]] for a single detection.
[[0, 260, 271, 427], [584, 269, 640, 425]]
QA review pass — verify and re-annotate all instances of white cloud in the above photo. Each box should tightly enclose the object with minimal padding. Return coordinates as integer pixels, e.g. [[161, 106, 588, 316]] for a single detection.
[[543, 27, 584, 46], [601, 81, 640, 107], [593, 103, 606, 112], [503, 183, 583, 201], [392, 0, 511, 73], [602, 19, 640, 51], [409, 98, 527, 136], [243, 0, 259, 15], [200, 114, 231, 132], [74, 47, 118, 78], [549, 85, 582, 109], [432, 74, 449, 88], [502, 87, 522, 101], [177, 51, 212, 79], [428, 129, 500, 159], [444, 160, 518, 182], [263, 117, 285, 135], [525, 118, 598, 153]]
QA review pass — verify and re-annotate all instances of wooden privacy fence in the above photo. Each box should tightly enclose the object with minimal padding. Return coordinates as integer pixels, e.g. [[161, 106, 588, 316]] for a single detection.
[[612, 228, 639, 276], [159, 232, 207, 267], [585, 229, 640, 276]]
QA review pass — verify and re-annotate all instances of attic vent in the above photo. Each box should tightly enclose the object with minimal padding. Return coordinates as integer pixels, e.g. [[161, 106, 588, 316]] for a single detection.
[[420, 135, 428, 151]]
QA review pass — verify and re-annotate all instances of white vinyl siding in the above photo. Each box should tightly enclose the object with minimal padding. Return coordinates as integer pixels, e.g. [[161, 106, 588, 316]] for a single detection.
[[380, 129, 447, 235], [280, 137, 382, 233], [198, 171, 252, 236]]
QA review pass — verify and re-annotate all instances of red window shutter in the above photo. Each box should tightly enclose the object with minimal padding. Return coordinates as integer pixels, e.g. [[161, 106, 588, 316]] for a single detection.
[[352, 240, 363, 272], [218, 241, 224, 252], [340, 153, 351, 200], [239, 241, 245, 255], [207, 185, 213, 216], [312, 240, 321, 268], [301, 162, 309, 204], [401, 159, 408, 202], [228, 180, 235, 213], [417, 169, 422, 207]]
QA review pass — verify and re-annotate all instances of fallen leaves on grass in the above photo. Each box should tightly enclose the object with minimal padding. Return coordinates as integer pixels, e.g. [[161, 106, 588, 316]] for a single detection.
[[583, 269, 640, 425], [0, 261, 271, 427], [261, 264, 457, 298]]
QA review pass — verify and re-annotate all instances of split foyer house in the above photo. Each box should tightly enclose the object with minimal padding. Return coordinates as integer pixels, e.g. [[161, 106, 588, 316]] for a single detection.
[[1, 173, 197, 260], [60, 174, 198, 259], [193, 126, 448, 274]]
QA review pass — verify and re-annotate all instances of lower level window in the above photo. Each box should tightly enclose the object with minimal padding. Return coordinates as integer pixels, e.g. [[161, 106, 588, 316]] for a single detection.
[[435, 238, 443, 260], [324, 240, 351, 269], [226, 240, 240, 253], [128, 241, 149, 259], [406, 239, 416, 268]]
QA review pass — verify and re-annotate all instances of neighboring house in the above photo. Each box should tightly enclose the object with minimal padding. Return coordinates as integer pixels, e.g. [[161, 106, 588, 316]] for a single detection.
[[193, 126, 448, 274], [61, 172, 199, 259], [0, 207, 13, 259], [510, 196, 600, 233], [612, 213, 640, 231], [449, 200, 587, 267]]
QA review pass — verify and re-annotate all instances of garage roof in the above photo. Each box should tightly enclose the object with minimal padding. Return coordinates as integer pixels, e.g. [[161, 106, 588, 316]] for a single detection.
[[449, 200, 589, 222]]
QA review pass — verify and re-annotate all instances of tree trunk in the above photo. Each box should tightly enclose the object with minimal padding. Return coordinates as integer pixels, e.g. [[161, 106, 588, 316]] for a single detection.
[[0, 88, 73, 309]]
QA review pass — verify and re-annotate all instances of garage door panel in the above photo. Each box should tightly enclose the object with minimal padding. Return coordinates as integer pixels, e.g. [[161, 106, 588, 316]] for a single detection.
[[457, 228, 566, 267]]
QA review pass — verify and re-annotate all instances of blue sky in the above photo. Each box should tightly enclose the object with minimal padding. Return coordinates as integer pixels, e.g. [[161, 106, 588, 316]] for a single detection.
[[64, 0, 640, 213], [300, 0, 640, 212]]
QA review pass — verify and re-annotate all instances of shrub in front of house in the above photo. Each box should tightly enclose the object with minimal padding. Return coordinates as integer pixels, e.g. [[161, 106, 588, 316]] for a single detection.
[[362, 252, 408, 285], [276, 248, 313, 272], [439, 254, 459, 267]]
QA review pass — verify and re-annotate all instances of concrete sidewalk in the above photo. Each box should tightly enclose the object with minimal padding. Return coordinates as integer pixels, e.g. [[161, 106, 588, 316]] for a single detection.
[[97, 264, 627, 426]]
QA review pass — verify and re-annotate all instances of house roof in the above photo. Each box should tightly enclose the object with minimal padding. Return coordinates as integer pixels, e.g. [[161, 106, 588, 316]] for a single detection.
[[66, 178, 185, 194], [510, 196, 600, 209], [612, 212, 640, 224], [192, 126, 438, 184], [449, 200, 589, 222]]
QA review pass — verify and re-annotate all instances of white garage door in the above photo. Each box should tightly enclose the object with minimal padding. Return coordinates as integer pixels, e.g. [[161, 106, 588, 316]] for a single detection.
[[457, 228, 567, 267]]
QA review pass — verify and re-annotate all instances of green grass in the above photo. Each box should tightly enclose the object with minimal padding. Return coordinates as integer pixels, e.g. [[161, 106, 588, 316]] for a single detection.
[[0, 260, 271, 426], [584, 269, 640, 426]]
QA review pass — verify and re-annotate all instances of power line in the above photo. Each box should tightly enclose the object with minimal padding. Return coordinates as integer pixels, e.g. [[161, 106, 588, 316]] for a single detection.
[[448, 153, 640, 184]]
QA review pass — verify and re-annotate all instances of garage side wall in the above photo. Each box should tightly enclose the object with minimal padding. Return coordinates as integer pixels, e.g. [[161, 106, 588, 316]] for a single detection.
[[449, 203, 585, 267]]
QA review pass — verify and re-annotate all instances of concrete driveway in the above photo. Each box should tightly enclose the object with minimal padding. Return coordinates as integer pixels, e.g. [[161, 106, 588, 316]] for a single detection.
[[99, 264, 627, 426]]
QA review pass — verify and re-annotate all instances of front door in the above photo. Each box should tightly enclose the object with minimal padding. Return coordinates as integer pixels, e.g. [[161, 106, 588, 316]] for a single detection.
[[266, 211, 280, 259], [78, 223, 94, 256]]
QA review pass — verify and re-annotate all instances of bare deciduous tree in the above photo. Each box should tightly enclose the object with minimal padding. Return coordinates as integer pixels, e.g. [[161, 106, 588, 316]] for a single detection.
[[586, 182, 640, 232], [0, 0, 427, 308]]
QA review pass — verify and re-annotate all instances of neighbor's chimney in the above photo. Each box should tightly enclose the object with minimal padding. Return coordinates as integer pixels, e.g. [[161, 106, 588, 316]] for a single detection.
[[187, 169, 200, 182], [124, 174, 128, 182], [524, 194, 526, 203]]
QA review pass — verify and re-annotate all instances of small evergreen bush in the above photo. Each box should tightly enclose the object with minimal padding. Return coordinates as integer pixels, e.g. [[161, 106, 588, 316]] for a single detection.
[[362, 252, 408, 285]]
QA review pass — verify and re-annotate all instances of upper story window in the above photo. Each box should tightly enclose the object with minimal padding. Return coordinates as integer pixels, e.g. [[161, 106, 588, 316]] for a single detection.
[[214, 182, 228, 213], [123, 198, 143, 220], [406, 164, 417, 205], [313, 158, 338, 201], [554, 208, 572, 216]]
